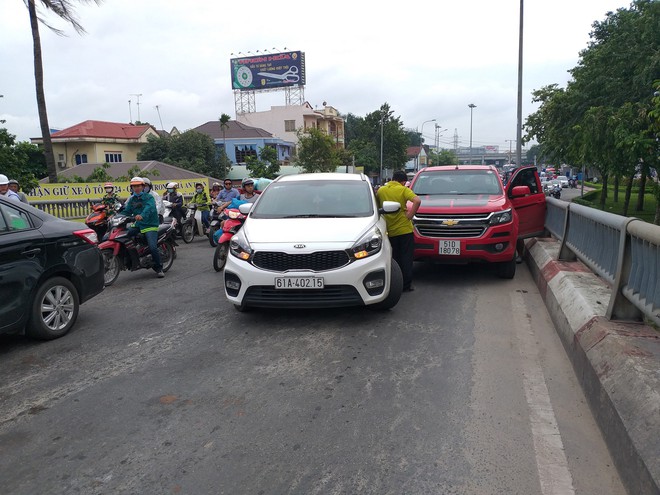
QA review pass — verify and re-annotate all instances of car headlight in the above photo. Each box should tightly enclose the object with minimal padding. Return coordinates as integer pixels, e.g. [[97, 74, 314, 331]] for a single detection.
[[489, 208, 513, 225], [229, 230, 253, 261], [350, 226, 383, 260]]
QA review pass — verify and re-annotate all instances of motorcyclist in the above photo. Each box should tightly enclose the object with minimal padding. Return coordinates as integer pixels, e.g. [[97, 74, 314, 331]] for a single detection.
[[190, 182, 211, 232], [8, 179, 29, 204], [163, 181, 184, 228], [209, 182, 222, 202], [239, 178, 258, 204], [0, 174, 21, 201], [215, 178, 240, 213], [142, 177, 164, 223], [123, 177, 164, 278], [100, 182, 121, 214]]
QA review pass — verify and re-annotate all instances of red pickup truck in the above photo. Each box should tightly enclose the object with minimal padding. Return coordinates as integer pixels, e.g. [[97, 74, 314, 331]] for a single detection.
[[409, 165, 546, 278]]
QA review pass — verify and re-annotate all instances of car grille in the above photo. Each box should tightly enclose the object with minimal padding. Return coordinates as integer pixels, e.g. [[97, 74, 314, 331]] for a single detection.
[[243, 285, 363, 308], [252, 251, 350, 272], [414, 213, 490, 239]]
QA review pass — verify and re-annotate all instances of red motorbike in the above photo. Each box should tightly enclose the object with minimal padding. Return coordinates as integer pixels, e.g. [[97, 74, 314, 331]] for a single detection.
[[85, 203, 111, 240], [99, 215, 178, 286], [213, 208, 247, 272]]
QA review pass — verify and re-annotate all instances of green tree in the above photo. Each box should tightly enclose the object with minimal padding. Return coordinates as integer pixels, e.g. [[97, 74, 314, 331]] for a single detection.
[[219, 113, 231, 159], [295, 127, 342, 173], [25, 0, 102, 183], [245, 146, 281, 179], [429, 149, 457, 165], [0, 128, 47, 192]]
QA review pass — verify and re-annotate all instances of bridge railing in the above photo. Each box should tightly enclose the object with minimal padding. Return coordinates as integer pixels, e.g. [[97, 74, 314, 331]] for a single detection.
[[546, 197, 659, 326]]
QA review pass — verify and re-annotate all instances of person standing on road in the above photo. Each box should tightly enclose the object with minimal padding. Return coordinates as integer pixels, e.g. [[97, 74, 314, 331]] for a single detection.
[[123, 177, 164, 278], [376, 170, 421, 292], [0, 174, 21, 201], [8, 179, 29, 204]]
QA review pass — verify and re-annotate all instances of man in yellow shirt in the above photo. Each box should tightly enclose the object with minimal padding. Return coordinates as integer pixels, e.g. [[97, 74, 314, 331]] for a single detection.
[[376, 170, 421, 292]]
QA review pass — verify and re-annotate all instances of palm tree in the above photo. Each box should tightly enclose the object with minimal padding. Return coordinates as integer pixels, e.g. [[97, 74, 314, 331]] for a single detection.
[[219, 113, 231, 158], [25, 0, 102, 183]]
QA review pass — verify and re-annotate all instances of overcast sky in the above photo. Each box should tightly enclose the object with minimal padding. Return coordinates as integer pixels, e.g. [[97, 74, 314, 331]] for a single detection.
[[1, 0, 629, 152]]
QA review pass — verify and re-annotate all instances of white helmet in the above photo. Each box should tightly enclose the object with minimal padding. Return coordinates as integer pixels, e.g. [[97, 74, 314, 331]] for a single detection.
[[166, 182, 178, 189], [130, 176, 144, 186], [142, 177, 152, 186], [0, 174, 8, 185]]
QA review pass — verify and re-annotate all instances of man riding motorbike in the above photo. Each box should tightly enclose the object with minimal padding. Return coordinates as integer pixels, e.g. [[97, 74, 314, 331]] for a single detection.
[[101, 182, 121, 214], [190, 182, 211, 232], [163, 181, 184, 228], [142, 177, 164, 222], [123, 177, 164, 278]]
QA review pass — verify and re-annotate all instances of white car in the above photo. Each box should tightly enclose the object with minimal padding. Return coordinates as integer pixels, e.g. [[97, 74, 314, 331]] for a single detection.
[[223, 173, 403, 311], [556, 175, 569, 188]]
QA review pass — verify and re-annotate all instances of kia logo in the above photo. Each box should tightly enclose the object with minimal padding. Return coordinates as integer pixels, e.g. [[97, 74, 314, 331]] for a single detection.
[[294, 244, 305, 249]]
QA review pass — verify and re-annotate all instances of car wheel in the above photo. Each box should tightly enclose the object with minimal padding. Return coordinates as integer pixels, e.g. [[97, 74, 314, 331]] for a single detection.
[[182, 223, 194, 243], [496, 257, 516, 279], [26, 277, 79, 340], [213, 242, 229, 272], [370, 259, 403, 311], [159, 242, 175, 272], [102, 249, 121, 287]]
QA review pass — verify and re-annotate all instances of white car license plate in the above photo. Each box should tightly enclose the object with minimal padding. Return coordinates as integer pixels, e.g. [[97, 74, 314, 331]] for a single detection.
[[275, 277, 324, 289], [440, 240, 461, 255]]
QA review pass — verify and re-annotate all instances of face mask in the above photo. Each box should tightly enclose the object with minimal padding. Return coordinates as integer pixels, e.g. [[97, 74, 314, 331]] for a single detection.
[[196, 188, 203, 193], [167, 188, 173, 193]]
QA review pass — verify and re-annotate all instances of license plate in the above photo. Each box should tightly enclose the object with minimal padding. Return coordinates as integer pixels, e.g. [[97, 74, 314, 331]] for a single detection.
[[440, 240, 461, 255], [275, 277, 324, 289]]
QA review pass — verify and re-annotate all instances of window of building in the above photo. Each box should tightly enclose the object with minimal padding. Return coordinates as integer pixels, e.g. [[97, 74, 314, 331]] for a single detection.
[[58, 154, 65, 161], [284, 120, 296, 132], [75, 154, 88, 165], [234, 144, 257, 164], [105, 152, 123, 163]]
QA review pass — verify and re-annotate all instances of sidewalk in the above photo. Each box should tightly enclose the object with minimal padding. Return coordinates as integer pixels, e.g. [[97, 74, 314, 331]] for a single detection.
[[524, 237, 660, 495]]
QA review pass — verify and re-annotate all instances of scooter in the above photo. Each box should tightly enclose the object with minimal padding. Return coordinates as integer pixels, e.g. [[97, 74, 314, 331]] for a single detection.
[[179, 203, 212, 244], [98, 215, 178, 286], [85, 203, 111, 241], [551, 184, 562, 199], [208, 205, 222, 247], [213, 208, 247, 272]]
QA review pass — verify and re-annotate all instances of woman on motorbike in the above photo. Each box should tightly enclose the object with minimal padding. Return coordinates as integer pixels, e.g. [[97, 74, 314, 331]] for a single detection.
[[191, 182, 211, 232], [101, 182, 121, 214]]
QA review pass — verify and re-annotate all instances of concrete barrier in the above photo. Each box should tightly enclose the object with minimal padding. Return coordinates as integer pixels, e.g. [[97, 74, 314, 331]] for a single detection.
[[525, 237, 660, 495]]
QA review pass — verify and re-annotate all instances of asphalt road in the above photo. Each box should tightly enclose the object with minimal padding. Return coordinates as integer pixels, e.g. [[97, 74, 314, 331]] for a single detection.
[[0, 230, 625, 494]]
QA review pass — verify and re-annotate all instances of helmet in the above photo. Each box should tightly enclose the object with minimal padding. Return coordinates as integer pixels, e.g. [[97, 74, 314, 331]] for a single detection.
[[130, 176, 144, 186], [142, 177, 151, 186], [0, 174, 8, 185], [8, 179, 19, 186], [242, 178, 254, 187], [166, 182, 178, 189], [103, 182, 114, 188], [212, 182, 220, 188]]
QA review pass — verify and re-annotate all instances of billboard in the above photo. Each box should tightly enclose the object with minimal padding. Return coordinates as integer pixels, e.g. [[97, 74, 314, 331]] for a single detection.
[[230, 51, 305, 91]]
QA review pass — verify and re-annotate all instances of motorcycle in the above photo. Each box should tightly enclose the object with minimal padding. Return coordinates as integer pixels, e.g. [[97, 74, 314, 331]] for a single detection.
[[85, 203, 111, 241], [213, 208, 247, 272], [179, 203, 212, 244], [98, 215, 178, 286], [551, 184, 562, 199], [208, 204, 223, 247]]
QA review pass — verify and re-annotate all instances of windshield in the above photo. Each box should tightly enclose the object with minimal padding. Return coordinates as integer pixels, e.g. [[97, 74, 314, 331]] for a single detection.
[[249, 180, 374, 219], [412, 170, 503, 195]]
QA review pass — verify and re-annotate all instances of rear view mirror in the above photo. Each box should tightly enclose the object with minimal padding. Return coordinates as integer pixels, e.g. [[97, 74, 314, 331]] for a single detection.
[[511, 185, 531, 197], [379, 201, 401, 214], [238, 203, 253, 215]]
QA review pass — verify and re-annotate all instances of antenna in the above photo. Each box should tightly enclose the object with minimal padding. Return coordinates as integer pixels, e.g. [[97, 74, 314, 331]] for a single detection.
[[128, 99, 132, 123], [130, 93, 143, 122], [155, 105, 164, 130]]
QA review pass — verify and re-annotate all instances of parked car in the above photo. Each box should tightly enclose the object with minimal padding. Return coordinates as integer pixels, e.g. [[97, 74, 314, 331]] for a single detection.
[[556, 175, 569, 188], [409, 165, 546, 278], [223, 173, 403, 311], [0, 197, 104, 340]]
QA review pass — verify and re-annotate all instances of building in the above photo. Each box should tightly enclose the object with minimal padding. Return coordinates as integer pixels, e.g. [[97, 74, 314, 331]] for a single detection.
[[405, 145, 431, 171], [235, 102, 345, 148], [31, 120, 161, 171]]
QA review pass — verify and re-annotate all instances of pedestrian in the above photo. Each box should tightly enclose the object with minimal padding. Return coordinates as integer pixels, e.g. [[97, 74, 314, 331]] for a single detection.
[[8, 179, 29, 204], [376, 170, 421, 292], [0, 175, 21, 201]]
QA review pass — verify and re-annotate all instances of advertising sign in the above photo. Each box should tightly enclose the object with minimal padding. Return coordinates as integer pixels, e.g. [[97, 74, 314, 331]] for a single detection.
[[230, 51, 305, 91], [28, 179, 208, 201]]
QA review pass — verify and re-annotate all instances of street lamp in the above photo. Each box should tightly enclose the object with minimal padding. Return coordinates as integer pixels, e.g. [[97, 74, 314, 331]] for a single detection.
[[468, 104, 476, 164], [418, 119, 436, 171], [505, 139, 514, 165]]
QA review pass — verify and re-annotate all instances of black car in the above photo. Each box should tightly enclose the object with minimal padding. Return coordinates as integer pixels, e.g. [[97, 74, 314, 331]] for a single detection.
[[0, 197, 104, 340]]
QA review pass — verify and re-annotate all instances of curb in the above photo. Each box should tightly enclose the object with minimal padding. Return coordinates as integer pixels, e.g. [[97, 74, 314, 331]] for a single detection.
[[525, 237, 660, 495]]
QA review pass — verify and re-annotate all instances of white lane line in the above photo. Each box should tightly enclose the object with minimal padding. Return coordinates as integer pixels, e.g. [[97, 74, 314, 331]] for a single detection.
[[511, 291, 576, 495]]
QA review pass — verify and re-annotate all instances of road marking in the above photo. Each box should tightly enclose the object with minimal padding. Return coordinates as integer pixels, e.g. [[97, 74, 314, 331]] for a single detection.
[[511, 291, 575, 495]]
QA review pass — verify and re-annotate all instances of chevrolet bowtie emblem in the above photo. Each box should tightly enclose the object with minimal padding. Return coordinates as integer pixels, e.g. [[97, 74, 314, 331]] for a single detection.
[[442, 219, 459, 226]]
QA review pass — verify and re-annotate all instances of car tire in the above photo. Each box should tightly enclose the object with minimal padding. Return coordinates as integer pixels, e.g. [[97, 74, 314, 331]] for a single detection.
[[26, 277, 80, 340], [370, 259, 403, 311], [496, 257, 516, 279], [102, 249, 121, 287], [213, 242, 229, 272], [182, 223, 194, 243]]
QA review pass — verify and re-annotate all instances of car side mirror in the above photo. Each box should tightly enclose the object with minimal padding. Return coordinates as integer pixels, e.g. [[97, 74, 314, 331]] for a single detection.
[[511, 185, 531, 197], [379, 201, 401, 214], [238, 203, 253, 215]]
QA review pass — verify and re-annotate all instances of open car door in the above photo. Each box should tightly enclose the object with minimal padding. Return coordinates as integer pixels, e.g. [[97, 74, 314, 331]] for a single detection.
[[506, 166, 546, 238]]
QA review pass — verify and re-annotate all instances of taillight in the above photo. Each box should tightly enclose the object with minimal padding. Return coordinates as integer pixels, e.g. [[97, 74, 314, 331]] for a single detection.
[[74, 229, 99, 245]]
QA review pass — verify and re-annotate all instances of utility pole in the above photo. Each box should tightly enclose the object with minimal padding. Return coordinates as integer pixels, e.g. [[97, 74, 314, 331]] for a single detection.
[[453, 129, 459, 165], [128, 100, 132, 123], [155, 105, 164, 130], [468, 103, 476, 165], [130, 93, 143, 122], [516, 0, 524, 170]]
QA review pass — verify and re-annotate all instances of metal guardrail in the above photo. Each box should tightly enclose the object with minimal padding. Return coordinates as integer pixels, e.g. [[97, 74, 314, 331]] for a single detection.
[[546, 197, 660, 326], [31, 196, 194, 220]]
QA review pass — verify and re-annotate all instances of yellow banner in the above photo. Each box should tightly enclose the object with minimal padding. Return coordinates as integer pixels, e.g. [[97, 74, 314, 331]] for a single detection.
[[27, 179, 209, 201]]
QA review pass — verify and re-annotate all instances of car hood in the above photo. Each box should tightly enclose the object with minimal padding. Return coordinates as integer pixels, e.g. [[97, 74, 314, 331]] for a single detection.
[[243, 217, 375, 245], [417, 194, 508, 212]]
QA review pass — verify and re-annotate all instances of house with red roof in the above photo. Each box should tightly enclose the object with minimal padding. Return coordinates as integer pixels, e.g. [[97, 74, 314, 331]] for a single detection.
[[31, 120, 160, 171]]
